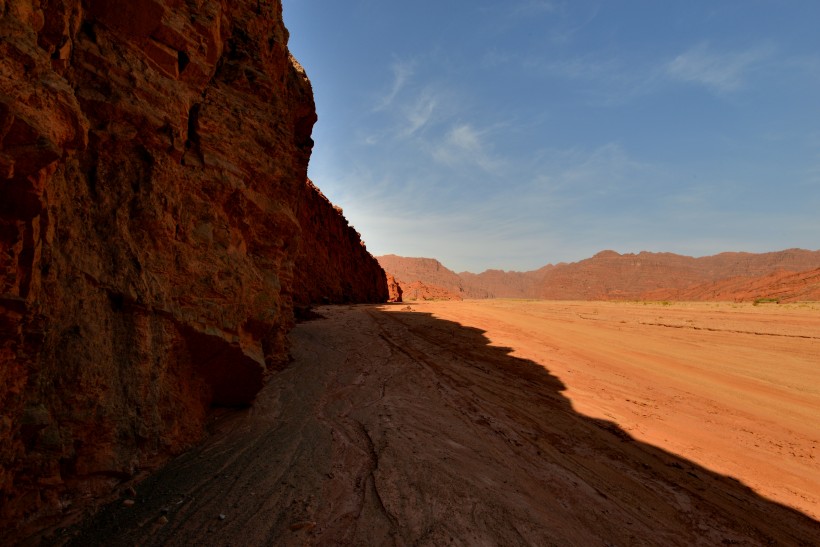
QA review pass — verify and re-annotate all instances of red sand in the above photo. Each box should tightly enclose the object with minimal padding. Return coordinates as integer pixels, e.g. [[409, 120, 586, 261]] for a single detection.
[[62, 300, 820, 545], [420, 300, 820, 520]]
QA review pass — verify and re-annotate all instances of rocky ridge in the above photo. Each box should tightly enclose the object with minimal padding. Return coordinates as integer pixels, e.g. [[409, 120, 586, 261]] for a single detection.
[[459, 265, 553, 299], [644, 267, 820, 303], [397, 280, 463, 302], [538, 248, 820, 300], [0, 0, 385, 538], [377, 254, 469, 301], [379, 249, 820, 301]]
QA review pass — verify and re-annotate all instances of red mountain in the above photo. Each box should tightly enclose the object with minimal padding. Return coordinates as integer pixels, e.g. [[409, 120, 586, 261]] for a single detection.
[[644, 267, 820, 303], [378, 249, 820, 301]]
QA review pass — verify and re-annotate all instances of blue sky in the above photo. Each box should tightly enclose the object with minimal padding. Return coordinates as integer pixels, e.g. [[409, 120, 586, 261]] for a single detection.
[[283, 0, 820, 272]]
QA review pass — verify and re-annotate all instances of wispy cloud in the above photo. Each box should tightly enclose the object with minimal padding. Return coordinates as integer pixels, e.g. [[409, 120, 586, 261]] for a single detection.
[[375, 60, 414, 111], [545, 3, 600, 45], [532, 41, 775, 105], [511, 0, 559, 17], [432, 123, 502, 172], [666, 42, 775, 94], [369, 57, 454, 139], [532, 142, 654, 198], [400, 89, 438, 137], [536, 55, 618, 80], [527, 52, 663, 106]]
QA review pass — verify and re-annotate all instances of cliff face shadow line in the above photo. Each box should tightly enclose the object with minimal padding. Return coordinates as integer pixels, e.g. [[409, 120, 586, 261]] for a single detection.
[[370, 305, 820, 544], [53, 304, 820, 546]]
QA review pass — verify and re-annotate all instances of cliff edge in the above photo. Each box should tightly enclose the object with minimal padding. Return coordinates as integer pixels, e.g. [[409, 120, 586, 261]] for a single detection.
[[0, 0, 385, 537]]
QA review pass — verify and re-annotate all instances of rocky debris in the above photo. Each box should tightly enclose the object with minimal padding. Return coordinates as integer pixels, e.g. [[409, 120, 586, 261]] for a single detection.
[[0, 0, 385, 539]]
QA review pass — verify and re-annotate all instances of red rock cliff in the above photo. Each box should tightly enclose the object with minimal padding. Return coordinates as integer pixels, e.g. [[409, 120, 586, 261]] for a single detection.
[[293, 180, 387, 307], [0, 0, 385, 536]]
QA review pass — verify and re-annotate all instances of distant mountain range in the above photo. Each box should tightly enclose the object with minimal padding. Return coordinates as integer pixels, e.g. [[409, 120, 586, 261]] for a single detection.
[[377, 249, 820, 302]]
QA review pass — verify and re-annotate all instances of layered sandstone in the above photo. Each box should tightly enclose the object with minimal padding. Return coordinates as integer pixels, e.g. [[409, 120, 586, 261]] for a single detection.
[[396, 280, 463, 301], [385, 273, 402, 303], [538, 249, 820, 300], [644, 267, 820, 303], [538, 250, 700, 300], [292, 180, 387, 307], [459, 265, 553, 299], [380, 249, 820, 302], [377, 254, 498, 300], [377, 255, 468, 297], [0, 0, 385, 537]]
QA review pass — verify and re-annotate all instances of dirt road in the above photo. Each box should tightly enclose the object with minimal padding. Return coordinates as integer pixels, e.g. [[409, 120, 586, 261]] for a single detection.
[[62, 302, 820, 545]]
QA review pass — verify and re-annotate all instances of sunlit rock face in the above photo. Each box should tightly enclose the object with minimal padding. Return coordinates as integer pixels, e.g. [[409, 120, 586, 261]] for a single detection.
[[385, 273, 403, 302], [0, 0, 385, 534], [379, 250, 820, 302], [537, 249, 820, 300]]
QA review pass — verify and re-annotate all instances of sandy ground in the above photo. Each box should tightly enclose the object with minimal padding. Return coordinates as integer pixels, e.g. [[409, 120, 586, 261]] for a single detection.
[[58, 301, 820, 545], [422, 300, 820, 520]]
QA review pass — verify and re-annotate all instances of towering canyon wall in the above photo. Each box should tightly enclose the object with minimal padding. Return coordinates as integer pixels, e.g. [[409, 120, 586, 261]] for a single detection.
[[292, 181, 387, 307], [376, 254, 477, 300], [0, 0, 385, 536]]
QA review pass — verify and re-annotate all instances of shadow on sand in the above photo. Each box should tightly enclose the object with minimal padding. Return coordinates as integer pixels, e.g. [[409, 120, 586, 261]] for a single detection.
[[54, 304, 820, 545], [371, 304, 820, 544]]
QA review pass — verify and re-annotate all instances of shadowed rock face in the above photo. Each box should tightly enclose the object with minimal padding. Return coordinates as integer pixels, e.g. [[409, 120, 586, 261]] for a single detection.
[[0, 0, 385, 534], [292, 180, 387, 307]]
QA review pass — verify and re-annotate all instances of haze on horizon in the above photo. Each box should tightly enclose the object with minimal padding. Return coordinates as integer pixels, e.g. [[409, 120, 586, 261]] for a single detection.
[[283, 1, 820, 273]]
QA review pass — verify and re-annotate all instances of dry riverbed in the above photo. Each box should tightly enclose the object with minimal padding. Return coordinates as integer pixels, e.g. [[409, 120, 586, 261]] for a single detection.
[[59, 301, 820, 545]]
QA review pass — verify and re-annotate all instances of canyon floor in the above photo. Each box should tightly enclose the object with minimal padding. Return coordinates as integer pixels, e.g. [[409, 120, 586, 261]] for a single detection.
[[61, 301, 820, 545]]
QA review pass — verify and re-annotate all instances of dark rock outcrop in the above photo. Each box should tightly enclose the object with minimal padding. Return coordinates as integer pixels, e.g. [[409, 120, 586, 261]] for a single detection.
[[293, 180, 387, 306], [0, 0, 385, 538], [385, 273, 402, 303]]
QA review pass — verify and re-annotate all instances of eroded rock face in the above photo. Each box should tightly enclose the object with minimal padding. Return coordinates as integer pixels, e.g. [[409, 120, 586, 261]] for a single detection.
[[377, 255, 471, 298], [293, 181, 387, 307], [643, 267, 820, 303], [0, 0, 385, 535], [379, 250, 820, 302], [537, 249, 820, 300], [385, 273, 402, 303], [398, 280, 463, 301]]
